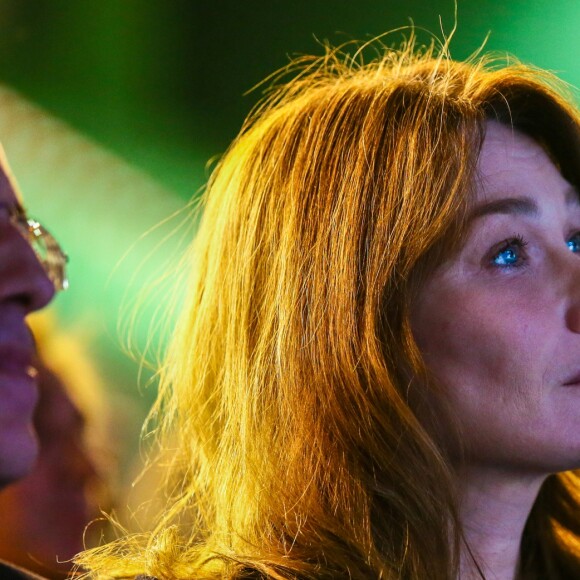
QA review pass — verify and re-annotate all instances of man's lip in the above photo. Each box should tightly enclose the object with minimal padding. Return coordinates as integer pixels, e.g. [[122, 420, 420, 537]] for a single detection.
[[0, 342, 35, 375]]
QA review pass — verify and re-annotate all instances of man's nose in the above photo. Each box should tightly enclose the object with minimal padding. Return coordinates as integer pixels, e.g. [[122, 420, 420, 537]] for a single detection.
[[0, 228, 55, 313]]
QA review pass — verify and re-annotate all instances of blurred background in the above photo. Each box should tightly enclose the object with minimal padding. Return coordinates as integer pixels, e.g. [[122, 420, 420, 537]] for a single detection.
[[0, 0, 577, 480]]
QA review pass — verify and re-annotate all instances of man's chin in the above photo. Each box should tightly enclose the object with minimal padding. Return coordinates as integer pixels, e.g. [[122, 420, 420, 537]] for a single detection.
[[0, 425, 38, 488]]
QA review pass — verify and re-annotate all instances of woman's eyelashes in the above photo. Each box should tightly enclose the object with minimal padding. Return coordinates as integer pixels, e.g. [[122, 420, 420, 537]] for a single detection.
[[485, 230, 580, 271]]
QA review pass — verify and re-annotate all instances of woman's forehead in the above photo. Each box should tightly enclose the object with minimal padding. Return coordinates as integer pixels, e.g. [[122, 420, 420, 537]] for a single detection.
[[474, 121, 571, 201], [479, 122, 545, 170], [466, 120, 580, 225]]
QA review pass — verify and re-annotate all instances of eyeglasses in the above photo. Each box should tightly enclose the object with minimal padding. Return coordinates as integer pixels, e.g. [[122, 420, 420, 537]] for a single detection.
[[1, 202, 69, 291]]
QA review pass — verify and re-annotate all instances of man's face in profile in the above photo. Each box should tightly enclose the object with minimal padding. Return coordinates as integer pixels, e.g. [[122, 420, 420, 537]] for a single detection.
[[0, 150, 54, 486]]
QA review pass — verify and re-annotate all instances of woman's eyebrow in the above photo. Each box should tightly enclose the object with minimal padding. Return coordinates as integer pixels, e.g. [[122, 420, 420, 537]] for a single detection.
[[468, 196, 539, 223]]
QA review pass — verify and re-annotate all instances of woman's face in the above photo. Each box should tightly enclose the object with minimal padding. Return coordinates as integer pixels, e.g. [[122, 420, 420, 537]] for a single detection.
[[411, 120, 580, 475]]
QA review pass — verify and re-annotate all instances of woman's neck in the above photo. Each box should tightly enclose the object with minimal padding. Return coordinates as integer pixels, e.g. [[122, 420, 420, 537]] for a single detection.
[[457, 465, 546, 580]]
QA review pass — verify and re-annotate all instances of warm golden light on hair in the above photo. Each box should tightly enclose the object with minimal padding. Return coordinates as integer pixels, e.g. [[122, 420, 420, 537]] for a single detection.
[[75, 35, 580, 579]]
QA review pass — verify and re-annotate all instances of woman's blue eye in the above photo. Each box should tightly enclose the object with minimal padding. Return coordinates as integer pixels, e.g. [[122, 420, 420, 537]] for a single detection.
[[490, 237, 527, 268], [567, 232, 580, 253], [493, 247, 519, 266]]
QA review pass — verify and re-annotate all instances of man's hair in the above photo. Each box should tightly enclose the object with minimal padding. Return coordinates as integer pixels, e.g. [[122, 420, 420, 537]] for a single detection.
[[76, 35, 580, 579]]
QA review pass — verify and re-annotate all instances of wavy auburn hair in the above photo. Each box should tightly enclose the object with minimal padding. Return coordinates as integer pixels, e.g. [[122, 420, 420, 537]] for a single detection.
[[76, 37, 580, 578]]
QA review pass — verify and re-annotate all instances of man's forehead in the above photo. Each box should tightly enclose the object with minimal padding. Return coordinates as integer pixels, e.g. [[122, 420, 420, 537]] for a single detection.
[[0, 144, 22, 206]]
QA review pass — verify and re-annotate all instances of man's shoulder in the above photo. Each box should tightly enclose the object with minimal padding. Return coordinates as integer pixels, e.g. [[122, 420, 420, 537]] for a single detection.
[[0, 560, 47, 579]]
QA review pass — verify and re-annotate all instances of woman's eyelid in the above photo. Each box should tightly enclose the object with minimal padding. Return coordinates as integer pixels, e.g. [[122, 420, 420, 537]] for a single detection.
[[566, 227, 580, 240], [490, 235, 527, 255]]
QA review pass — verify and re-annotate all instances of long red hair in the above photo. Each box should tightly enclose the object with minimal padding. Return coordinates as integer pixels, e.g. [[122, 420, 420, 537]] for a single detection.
[[76, 36, 580, 579]]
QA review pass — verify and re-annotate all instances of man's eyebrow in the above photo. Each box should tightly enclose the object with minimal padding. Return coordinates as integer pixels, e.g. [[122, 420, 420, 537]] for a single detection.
[[468, 196, 539, 222]]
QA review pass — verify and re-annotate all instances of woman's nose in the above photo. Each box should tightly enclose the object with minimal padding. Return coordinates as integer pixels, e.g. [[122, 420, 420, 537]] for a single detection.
[[567, 305, 580, 334], [565, 255, 580, 334]]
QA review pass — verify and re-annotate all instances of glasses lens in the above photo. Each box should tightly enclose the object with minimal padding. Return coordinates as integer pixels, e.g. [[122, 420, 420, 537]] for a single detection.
[[25, 218, 69, 291]]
